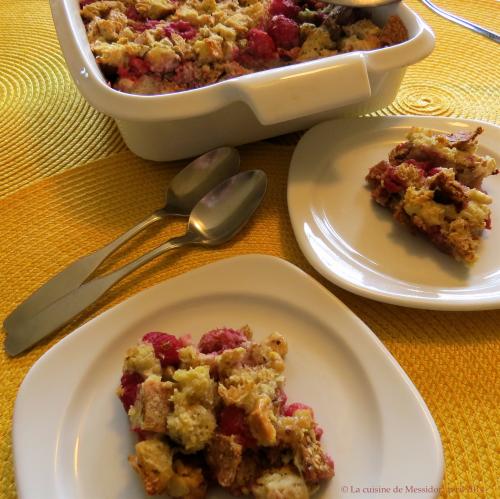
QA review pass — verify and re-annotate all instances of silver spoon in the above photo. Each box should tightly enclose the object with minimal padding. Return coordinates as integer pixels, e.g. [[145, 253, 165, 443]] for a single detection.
[[3, 147, 239, 330], [5, 170, 267, 356], [421, 0, 500, 43], [320, 0, 400, 6]]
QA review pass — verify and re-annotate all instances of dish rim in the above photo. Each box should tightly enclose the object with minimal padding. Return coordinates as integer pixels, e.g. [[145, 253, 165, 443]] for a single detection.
[[12, 254, 443, 498], [287, 115, 500, 311], [48, 1, 434, 122]]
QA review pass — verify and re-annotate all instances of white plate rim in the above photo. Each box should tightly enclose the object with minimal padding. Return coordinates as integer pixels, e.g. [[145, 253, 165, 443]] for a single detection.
[[287, 115, 500, 311], [13, 254, 444, 498]]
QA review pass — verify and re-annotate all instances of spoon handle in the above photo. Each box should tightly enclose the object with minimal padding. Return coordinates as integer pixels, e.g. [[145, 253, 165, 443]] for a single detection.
[[421, 0, 500, 43], [4, 233, 195, 356], [3, 210, 167, 331]]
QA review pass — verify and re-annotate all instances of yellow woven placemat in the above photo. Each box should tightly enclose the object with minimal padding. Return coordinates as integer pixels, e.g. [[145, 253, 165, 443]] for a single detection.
[[1, 0, 499, 498], [1, 145, 499, 499]]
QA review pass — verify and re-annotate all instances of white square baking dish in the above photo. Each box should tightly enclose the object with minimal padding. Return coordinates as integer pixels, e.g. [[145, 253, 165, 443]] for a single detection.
[[50, 1, 434, 161]]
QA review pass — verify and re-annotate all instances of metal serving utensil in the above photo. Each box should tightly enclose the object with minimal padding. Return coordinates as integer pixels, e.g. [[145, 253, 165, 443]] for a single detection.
[[3, 147, 239, 332], [5, 170, 267, 356], [320, 0, 400, 6], [421, 0, 500, 43]]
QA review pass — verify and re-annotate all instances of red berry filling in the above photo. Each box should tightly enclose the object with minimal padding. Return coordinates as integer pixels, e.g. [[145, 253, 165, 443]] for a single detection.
[[406, 159, 436, 176], [382, 166, 406, 193], [284, 402, 323, 440], [134, 19, 161, 32], [246, 29, 277, 60], [198, 327, 247, 354], [268, 15, 300, 49], [165, 20, 198, 40], [119, 372, 144, 410], [173, 62, 196, 85], [125, 5, 143, 21], [219, 405, 257, 448], [269, 0, 300, 19], [142, 332, 185, 367], [118, 57, 151, 79]]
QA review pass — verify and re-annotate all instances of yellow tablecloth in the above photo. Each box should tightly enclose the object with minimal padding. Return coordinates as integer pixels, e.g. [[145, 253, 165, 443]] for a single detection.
[[1, 1, 499, 497]]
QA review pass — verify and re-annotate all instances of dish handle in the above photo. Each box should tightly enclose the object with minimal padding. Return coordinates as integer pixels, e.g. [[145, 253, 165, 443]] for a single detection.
[[232, 53, 371, 126]]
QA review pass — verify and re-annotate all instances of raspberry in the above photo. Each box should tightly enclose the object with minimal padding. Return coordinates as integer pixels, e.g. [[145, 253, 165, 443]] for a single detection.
[[284, 402, 323, 440], [283, 402, 313, 417], [246, 29, 277, 60], [269, 0, 300, 19], [219, 406, 257, 448], [134, 19, 161, 32], [129, 57, 150, 74], [428, 167, 442, 176], [406, 159, 435, 176], [382, 166, 406, 193], [198, 327, 247, 354], [142, 332, 185, 367], [119, 372, 143, 411], [118, 57, 151, 79], [125, 5, 142, 21], [165, 21, 197, 40], [268, 15, 300, 49], [309, 0, 327, 9]]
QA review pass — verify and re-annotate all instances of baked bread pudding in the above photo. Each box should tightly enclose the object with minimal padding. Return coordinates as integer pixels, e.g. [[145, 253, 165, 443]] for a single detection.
[[366, 127, 497, 264], [80, 0, 408, 94], [117, 326, 334, 497]]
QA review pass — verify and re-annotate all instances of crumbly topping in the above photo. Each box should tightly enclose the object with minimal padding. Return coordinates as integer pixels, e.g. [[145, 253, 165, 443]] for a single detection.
[[118, 327, 334, 497], [366, 127, 496, 264], [123, 343, 161, 377], [252, 466, 310, 498], [128, 439, 174, 495], [80, 0, 408, 94]]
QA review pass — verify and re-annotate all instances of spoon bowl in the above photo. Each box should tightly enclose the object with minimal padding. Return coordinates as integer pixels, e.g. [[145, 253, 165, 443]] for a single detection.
[[188, 170, 267, 245], [165, 147, 240, 216]]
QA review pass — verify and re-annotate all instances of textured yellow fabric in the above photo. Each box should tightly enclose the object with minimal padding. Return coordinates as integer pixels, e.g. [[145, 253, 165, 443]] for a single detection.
[[0, 0, 499, 498]]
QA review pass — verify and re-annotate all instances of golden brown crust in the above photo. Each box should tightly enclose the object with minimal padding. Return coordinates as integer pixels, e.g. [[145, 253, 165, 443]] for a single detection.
[[206, 433, 243, 487], [120, 329, 334, 497], [140, 376, 173, 432], [366, 128, 496, 264], [166, 460, 207, 499], [379, 14, 408, 46], [252, 466, 310, 499], [129, 439, 174, 495]]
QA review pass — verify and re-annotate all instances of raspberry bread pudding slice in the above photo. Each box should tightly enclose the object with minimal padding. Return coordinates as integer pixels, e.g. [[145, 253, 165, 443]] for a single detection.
[[117, 326, 334, 498], [366, 127, 497, 264]]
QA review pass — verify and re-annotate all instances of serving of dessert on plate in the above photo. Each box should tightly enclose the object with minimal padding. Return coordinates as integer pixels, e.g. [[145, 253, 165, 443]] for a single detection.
[[79, 0, 407, 94], [366, 126, 497, 264], [287, 116, 500, 309], [12, 255, 444, 498], [118, 326, 334, 498]]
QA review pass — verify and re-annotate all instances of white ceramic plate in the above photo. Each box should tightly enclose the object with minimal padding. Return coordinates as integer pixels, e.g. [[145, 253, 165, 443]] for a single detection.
[[13, 255, 443, 499], [288, 116, 500, 310]]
